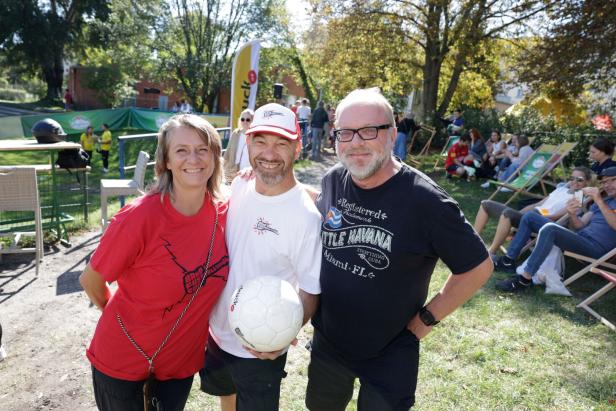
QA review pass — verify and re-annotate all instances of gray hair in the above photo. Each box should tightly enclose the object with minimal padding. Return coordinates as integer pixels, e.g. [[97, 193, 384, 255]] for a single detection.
[[334, 87, 395, 128]]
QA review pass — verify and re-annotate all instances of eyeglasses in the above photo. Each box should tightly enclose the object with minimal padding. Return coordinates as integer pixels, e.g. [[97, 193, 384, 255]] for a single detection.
[[569, 176, 585, 182], [333, 124, 392, 142], [241, 118, 252, 122]]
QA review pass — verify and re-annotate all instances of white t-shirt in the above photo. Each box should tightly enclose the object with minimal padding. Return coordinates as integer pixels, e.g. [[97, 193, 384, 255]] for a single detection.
[[297, 105, 311, 120], [234, 132, 251, 170], [535, 185, 573, 216], [209, 178, 322, 358]]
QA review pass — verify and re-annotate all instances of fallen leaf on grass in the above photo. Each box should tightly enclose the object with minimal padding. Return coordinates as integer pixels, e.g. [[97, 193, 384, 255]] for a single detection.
[[499, 367, 518, 374], [608, 398, 615, 405]]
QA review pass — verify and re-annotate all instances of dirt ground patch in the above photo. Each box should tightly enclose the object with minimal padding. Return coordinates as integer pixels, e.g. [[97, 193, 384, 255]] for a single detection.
[[0, 153, 336, 411]]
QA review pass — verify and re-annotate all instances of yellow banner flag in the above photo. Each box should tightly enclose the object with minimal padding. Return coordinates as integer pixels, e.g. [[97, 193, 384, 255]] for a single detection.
[[230, 40, 261, 130]]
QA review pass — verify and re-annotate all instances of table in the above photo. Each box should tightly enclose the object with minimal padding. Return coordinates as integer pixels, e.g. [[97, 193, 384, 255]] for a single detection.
[[0, 140, 83, 245]]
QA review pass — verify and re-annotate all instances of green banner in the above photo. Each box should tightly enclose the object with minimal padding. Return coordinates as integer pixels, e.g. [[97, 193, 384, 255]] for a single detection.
[[0, 108, 230, 140]]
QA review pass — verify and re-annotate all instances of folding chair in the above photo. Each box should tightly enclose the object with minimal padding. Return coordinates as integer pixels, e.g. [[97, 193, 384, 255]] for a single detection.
[[537, 141, 578, 191], [563, 248, 616, 286], [0, 168, 43, 276], [485, 144, 559, 206], [433, 135, 460, 170], [577, 266, 616, 331], [100, 151, 150, 231]]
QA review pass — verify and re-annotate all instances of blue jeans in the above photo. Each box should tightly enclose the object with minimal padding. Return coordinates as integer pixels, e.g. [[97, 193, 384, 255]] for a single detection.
[[506, 212, 552, 259], [524, 224, 604, 276], [499, 162, 519, 182], [300, 121, 309, 148], [311, 127, 323, 158], [394, 132, 408, 160]]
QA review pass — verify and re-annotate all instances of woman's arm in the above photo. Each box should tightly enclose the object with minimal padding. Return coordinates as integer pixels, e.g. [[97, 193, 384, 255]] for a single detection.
[[79, 264, 112, 310]]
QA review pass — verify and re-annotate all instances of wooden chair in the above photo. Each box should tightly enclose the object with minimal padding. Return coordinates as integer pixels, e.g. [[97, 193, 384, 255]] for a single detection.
[[563, 248, 616, 286], [0, 168, 43, 276], [100, 151, 150, 231], [577, 266, 616, 331], [433, 135, 460, 170]]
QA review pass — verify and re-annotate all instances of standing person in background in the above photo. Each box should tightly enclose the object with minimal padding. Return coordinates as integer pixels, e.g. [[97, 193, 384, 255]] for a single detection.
[[171, 101, 181, 113], [291, 99, 301, 116], [180, 99, 193, 114], [222, 109, 253, 183], [79, 114, 229, 411], [64, 89, 73, 110], [310, 101, 330, 160], [80, 126, 98, 166], [99, 123, 112, 173], [297, 98, 312, 151], [0, 322, 6, 361], [323, 104, 333, 149], [589, 137, 616, 176], [394, 112, 417, 161], [327, 104, 336, 148]]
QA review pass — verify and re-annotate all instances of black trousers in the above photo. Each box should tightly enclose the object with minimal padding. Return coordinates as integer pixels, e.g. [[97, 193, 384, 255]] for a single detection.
[[91, 365, 193, 411]]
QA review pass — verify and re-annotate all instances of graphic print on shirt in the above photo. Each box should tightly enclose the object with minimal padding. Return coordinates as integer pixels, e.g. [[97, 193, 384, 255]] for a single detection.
[[161, 237, 229, 317], [253, 217, 279, 235], [321, 197, 392, 279]]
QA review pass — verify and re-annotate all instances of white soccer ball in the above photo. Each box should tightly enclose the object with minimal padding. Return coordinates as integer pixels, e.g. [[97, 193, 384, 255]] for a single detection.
[[228, 276, 304, 352]]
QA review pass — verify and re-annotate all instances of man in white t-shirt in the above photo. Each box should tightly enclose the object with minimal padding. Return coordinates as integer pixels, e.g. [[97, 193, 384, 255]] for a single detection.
[[201, 103, 322, 411], [297, 98, 312, 149]]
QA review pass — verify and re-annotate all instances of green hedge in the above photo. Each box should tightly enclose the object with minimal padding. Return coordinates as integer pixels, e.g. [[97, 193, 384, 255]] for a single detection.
[[0, 87, 33, 102]]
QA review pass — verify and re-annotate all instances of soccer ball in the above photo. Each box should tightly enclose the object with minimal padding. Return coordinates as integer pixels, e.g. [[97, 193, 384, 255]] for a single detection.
[[228, 276, 304, 352]]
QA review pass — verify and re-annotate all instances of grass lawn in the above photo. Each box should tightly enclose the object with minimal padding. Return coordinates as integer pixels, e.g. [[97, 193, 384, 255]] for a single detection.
[[1, 144, 614, 409]]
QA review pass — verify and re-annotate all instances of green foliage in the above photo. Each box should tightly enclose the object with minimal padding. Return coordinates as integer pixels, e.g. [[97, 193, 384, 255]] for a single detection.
[[81, 64, 135, 108], [0, 87, 34, 102]]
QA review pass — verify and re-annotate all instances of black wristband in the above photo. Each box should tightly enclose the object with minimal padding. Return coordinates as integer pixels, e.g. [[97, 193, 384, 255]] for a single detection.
[[419, 307, 440, 326]]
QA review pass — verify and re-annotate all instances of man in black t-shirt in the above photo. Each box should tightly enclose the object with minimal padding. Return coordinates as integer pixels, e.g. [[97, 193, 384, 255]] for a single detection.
[[305, 88, 493, 411]]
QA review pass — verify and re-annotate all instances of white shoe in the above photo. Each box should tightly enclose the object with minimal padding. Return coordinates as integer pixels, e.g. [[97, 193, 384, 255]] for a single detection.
[[0, 345, 6, 362], [500, 187, 512, 193], [102, 168, 109, 173], [481, 181, 490, 189]]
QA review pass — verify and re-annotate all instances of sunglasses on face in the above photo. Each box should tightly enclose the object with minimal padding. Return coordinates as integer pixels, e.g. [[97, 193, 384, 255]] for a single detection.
[[569, 176, 585, 182], [241, 118, 252, 122]]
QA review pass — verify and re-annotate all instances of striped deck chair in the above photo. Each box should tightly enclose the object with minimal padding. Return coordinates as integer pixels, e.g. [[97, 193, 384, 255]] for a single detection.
[[433, 135, 460, 170], [486, 143, 559, 206]]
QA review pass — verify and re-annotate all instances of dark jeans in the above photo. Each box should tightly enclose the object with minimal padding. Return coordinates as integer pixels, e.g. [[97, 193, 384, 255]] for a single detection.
[[91, 366, 193, 411], [506, 212, 552, 260], [525, 224, 604, 276], [84, 150, 93, 166], [305, 329, 419, 411], [199, 336, 288, 411], [101, 150, 109, 169]]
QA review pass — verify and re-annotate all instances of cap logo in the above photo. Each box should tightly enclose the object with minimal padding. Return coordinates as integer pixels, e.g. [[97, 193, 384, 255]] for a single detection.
[[262, 110, 285, 119]]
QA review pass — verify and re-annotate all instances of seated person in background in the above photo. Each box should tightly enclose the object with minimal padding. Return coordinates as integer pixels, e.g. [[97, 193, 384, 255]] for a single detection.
[[447, 108, 465, 135], [589, 137, 616, 176], [445, 133, 472, 178], [494, 166, 616, 292], [468, 128, 487, 165], [486, 130, 507, 167], [497, 134, 533, 182], [497, 134, 518, 171], [474, 166, 592, 257]]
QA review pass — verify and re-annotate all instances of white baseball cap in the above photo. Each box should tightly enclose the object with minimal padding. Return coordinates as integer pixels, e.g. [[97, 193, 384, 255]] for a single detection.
[[246, 103, 300, 141]]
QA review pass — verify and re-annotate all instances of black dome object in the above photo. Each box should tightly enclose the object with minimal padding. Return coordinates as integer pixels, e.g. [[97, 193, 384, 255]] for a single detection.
[[32, 118, 67, 144]]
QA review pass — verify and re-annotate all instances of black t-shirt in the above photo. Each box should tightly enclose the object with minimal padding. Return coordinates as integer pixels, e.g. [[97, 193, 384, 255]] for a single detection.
[[311, 107, 330, 128], [313, 163, 488, 360], [591, 158, 616, 176], [397, 118, 417, 135]]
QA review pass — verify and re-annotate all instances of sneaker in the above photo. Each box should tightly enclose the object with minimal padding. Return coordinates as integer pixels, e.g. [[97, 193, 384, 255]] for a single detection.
[[481, 181, 490, 189], [102, 168, 109, 173], [0, 345, 6, 362], [494, 255, 516, 273], [500, 187, 512, 193], [495, 275, 532, 292]]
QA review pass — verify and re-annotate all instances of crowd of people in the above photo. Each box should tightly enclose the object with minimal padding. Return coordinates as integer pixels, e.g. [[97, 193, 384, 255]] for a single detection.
[[75, 89, 615, 411]]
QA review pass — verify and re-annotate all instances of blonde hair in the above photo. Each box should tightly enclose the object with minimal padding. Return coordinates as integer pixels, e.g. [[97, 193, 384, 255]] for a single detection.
[[149, 114, 224, 200], [334, 87, 395, 128], [236, 108, 254, 130]]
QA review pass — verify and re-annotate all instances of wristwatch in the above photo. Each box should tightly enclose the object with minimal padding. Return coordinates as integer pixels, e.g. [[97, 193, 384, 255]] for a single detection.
[[419, 307, 439, 326]]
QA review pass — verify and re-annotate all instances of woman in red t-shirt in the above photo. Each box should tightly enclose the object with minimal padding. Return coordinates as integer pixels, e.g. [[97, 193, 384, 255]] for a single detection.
[[80, 115, 229, 411]]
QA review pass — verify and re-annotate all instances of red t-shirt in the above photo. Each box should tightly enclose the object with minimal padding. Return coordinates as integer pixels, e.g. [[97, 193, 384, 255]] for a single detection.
[[86, 193, 229, 381], [444, 142, 468, 171]]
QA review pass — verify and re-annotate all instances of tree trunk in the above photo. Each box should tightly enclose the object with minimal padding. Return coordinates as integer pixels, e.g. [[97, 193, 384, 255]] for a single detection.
[[436, 52, 466, 119]]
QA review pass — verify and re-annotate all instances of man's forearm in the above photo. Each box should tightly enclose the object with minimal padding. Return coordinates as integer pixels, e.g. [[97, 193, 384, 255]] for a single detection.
[[299, 290, 319, 325], [595, 197, 616, 230], [426, 257, 493, 321]]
